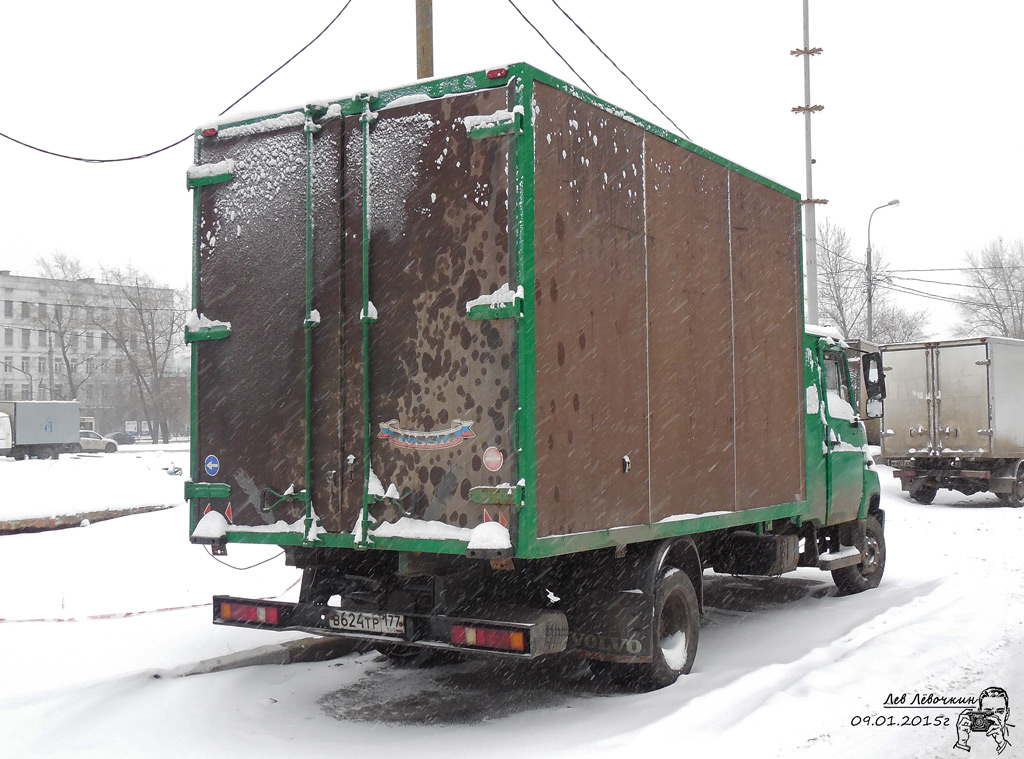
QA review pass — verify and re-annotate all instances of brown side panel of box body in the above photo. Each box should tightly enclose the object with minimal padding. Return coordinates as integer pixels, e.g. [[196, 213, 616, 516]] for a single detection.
[[728, 175, 805, 508], [533, 85, 651, 537], [645, 140, 736, 518], [195, 118, 344, 528], [340, 88, 518, 534], [532, 82, 804, 538]]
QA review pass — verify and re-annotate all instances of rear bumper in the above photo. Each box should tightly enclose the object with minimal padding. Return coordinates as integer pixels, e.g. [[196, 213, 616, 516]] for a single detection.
[[212, 595, 569, 659], [893, 467, 1015, 494]]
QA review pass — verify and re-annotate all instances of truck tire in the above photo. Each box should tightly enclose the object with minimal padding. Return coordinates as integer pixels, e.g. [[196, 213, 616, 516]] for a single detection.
[[70, 443, 83, 454], [640, 568, 700, 689], [997, 462, 1024, 508], [910, 486, 937, 505], [589, 568, 700, 691], [832, 515, 886, 595]]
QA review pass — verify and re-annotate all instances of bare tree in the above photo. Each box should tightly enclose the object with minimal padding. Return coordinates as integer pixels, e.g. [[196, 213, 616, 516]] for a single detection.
[[96, 266, 189, 443], [816, 220, 864, 337], [955, 238, 1024, 338], [872, 300, 928, 343], [815, 220, 928, 343], [35, 252, 108, 399]]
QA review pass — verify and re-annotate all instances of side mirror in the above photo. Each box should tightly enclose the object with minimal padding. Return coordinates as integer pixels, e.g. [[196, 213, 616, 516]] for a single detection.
[[861, 352, 886, 418]]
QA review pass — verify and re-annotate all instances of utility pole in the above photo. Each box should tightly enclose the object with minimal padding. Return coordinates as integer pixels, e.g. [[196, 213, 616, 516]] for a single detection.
[[866, 199, 900, 342], [416, 0, 433, 79], [47, 329, 54, 400], [792, 0, 826, 324]]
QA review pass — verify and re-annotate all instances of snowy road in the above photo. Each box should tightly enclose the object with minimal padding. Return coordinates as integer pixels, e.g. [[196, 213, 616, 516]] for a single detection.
[[2, 464, 1021, 758]]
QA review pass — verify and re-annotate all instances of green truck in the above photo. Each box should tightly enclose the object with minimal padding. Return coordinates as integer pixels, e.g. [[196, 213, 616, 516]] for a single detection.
[[185, 63, 887, 689]]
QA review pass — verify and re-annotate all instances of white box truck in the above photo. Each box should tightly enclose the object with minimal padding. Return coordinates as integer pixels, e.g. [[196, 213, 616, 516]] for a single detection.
[[0, 401, 82, 460], [881, 337, 1024, 505]]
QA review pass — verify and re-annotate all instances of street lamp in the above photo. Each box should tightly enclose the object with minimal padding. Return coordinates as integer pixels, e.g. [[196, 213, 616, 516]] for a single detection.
[[866, 199, 900, 341]]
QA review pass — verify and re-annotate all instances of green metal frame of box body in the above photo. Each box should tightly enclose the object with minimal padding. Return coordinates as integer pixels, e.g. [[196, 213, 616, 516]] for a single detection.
[[189, 63, 863, 559]]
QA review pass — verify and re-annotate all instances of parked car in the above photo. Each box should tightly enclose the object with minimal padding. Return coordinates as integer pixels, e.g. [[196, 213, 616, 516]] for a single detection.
[[107, 431, 136, 446], [80, 430, 118, 453]]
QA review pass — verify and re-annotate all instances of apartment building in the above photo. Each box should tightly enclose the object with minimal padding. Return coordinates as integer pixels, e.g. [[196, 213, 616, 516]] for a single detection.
[[1, 269, 187, 436]]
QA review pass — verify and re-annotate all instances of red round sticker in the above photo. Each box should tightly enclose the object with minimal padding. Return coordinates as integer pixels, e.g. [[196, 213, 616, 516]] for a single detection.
[[482, 446, 504, 472]]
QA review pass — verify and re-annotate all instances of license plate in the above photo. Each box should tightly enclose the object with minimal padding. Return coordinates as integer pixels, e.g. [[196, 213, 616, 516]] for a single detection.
[[887, 459, 915, 469], [328, 610, 405, 636]]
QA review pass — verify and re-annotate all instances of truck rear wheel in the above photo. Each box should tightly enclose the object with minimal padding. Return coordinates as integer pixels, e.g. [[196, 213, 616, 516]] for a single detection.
[[639, 568, 700, 690], [910, 486, 937, 505], [832, 515, 886, 595], [589, 567, 699, 691]]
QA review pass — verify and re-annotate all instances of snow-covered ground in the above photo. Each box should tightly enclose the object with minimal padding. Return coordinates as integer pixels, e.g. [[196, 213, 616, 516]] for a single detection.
[[1, 460, 1021, 758], [0, 444, 188, 522]]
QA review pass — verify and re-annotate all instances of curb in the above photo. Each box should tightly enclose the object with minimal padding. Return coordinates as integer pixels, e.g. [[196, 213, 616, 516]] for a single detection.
[[0, 504, 177, 535], [165, 636, 369, 677]]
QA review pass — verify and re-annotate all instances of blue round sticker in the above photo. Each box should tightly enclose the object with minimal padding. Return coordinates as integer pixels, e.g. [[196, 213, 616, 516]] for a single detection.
[[204, 455, 220, 477]]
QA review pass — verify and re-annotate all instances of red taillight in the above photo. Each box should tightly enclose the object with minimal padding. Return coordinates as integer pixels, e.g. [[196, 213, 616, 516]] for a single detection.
[[486, 67, 509, 80], [451, 624, 526, 652], [220, 602, 279, 625], [201, 127, 218, 138]]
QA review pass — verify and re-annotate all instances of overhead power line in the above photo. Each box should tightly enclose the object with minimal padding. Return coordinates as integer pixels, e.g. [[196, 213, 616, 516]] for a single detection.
[[888, 265, 1022, 273], [888, 273, 1022, 294], [506, 0, 598, 95], [549, 0, 690, 140], [0, 2, 354, 164], [875, 281, 979, 308], [800, 229, 1024, 276], [800, 231, 1024, 308]]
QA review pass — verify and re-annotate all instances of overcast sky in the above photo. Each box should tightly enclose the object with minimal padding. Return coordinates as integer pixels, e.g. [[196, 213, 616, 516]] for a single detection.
[[2, 1, 1021, 336]]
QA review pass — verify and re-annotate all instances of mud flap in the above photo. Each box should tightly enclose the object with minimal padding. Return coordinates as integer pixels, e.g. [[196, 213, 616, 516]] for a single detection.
[[564, 589, 652, 662]]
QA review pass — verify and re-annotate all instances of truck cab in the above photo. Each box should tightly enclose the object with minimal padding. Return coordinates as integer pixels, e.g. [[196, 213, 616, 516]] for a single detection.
[[0, 412, 11, 456], [806, 328, 885, 526]]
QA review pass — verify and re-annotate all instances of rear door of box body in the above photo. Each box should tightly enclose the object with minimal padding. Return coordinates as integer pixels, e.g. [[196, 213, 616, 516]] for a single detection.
[[193, 88, 517, 537], [881, 345, 933, 459], [883, 342, 991, 458], [193, 112, 343, 530], [933, 342, 990, 455], [340, 88, 519, 536]]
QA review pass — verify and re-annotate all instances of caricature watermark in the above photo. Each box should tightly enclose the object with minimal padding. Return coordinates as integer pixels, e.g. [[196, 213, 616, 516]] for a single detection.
[[849, 686, 1013, 754], [954, 687, 1012, 755]]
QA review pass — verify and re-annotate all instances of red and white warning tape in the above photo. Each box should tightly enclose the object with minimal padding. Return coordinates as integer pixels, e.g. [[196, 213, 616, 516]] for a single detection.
[[0, 578, 302, 624]]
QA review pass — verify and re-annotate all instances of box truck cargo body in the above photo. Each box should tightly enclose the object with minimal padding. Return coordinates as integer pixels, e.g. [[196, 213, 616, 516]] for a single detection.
[[186, 64, 887, 688], [0, 401, 81, 459], [882, 337, 1024, 505]]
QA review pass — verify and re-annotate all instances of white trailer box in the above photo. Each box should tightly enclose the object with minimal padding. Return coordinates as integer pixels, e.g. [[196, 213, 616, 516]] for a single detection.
[[0, 401, 81, 458], [881, 337, 1024, 504]]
